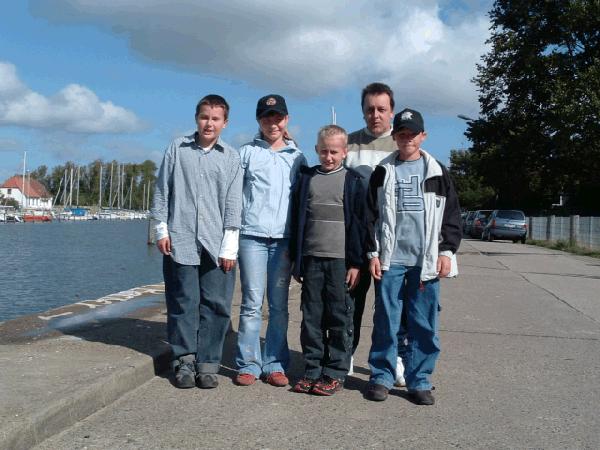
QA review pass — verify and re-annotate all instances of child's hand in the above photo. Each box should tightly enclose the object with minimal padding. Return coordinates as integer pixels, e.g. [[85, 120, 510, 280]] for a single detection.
[[219, 258, 236, 273], [345, 267, 360, 291], [437, 255, 451, 277], [369, 257, 382, 280], [156, 237, 171, 255]]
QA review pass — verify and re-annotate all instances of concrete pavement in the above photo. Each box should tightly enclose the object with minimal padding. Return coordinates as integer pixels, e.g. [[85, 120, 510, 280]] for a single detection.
[[2, 240, 599, 449]]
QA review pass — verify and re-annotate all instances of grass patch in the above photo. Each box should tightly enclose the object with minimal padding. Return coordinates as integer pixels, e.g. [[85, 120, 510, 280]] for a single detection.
[[527, 239, 600, 258]]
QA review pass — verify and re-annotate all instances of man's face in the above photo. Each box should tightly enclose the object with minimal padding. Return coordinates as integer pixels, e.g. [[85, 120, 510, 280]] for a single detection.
[[195, 105, 228, 147], [316, 134, 348, 172], [362, 93, 393, 136], [393, 129, 427, 161]]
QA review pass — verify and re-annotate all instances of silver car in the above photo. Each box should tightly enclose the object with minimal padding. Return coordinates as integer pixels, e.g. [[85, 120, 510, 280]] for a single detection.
[[481, 209, 527, 243]]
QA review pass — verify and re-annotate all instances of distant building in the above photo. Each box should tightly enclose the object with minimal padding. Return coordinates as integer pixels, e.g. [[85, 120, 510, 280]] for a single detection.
[[0, 175, 53, 209]]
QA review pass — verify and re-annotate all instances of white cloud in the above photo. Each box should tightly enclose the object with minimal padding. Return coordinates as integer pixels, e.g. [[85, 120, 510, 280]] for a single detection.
[[30, 0, 490, 113], [0, 61, 145, 133]]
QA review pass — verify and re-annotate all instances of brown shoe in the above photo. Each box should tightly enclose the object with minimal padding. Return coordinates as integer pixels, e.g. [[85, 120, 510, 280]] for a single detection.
[[265, 371, 289, 387], [235, 373, 256, 386]]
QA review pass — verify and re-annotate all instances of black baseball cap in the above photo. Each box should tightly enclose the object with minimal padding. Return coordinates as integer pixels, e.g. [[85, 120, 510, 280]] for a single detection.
[[256, 94, 288, 119], [392, 108, 424, 134]]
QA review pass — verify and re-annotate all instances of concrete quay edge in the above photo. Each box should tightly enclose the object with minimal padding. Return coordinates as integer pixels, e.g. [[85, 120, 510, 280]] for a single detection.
[[0, 285, 172, 450]]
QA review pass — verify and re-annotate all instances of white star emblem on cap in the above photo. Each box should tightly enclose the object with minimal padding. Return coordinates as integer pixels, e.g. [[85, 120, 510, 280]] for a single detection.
[[401, 111, 413, 120]]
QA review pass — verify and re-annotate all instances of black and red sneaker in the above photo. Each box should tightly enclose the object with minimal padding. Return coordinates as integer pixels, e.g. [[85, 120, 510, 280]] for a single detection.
[[311, 375, 343, 396], [292, 376, 316, 393]]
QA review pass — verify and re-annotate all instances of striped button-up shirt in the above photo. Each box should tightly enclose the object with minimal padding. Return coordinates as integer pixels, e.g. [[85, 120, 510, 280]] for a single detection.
[[151, 134, 243, 265]]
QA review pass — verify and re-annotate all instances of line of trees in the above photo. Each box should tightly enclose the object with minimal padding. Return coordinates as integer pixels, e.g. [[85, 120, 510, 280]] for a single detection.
[[29, 159, 157, 210], [450, 0, 600, 215]]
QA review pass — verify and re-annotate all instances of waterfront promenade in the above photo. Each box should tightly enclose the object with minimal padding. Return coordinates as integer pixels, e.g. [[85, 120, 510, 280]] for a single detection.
[[1, 240, 599, 449]]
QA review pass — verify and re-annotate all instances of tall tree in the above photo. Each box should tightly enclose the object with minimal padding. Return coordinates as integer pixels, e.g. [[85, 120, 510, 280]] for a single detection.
[[467, 0, 600, 213]]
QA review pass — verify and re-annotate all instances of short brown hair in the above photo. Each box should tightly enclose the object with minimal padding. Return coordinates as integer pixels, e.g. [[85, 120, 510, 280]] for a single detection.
[[361, 82, 395, 111], [195, 94, 230, 119]]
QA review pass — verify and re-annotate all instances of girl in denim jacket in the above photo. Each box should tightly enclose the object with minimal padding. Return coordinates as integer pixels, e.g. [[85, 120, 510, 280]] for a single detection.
[[234, 94, 307, 387]]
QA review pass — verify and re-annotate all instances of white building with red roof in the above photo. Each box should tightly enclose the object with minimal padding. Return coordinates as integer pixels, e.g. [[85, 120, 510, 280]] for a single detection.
[[0, 175, 53, 209]]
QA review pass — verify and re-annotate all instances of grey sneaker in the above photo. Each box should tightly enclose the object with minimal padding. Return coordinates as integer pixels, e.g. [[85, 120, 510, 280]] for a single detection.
[[196, 373, 219, 389], [394, 356, 406, 387], [173, 355, 196, 389]]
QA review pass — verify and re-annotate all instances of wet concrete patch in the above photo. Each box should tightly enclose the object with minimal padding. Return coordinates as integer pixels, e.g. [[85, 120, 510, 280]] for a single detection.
[[0, 285, 165, 344]]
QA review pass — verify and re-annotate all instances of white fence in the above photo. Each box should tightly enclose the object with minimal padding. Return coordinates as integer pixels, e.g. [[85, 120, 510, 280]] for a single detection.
[[528, 216, 600, 250]]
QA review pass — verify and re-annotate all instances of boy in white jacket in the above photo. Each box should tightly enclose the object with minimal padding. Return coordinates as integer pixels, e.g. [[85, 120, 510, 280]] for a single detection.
[[365, 108, 461, 405]]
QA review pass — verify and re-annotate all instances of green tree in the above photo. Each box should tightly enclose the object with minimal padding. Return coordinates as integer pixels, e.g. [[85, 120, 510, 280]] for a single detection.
[[449, 149, 496, 209], [467, 0, 600, 213]]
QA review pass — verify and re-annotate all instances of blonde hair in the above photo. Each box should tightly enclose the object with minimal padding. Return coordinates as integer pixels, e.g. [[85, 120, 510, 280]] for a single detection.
[[317, 124, 348, 146]]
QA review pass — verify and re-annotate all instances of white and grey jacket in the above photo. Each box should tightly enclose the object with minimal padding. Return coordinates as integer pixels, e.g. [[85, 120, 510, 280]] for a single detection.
[[365, 149, 462, 281]]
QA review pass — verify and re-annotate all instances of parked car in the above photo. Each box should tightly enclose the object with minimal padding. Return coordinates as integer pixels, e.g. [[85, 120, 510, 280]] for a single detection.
[[481, 209, 527, 243], [470, 210, 492, 238], [463, 211, 477, 235]]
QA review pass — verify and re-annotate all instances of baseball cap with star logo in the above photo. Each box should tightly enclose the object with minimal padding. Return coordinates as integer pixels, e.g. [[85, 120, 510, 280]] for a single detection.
[[392, 108, 424, 134]]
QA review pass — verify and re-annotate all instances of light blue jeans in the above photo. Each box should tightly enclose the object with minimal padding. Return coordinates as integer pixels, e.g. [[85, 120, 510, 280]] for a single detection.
[[236, 236, 291, 377], [368, 265, 440, 391]]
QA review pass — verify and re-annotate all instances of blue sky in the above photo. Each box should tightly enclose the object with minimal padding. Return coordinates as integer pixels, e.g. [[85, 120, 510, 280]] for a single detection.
[[0, 1, 492, 182]]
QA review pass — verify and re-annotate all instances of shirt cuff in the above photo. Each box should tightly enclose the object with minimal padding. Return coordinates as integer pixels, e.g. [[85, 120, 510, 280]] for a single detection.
[[367, 251, 379, 259], [439, 250, 454, 258], [219, 228, 239, 260], [155, 221, 169, 241]]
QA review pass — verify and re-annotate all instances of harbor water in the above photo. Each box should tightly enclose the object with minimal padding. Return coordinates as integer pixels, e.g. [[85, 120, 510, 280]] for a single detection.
[[0, 220, 163, 322]]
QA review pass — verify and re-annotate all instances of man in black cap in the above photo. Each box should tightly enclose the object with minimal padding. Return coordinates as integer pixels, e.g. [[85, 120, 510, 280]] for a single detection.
[[363, 108, 461, 404]]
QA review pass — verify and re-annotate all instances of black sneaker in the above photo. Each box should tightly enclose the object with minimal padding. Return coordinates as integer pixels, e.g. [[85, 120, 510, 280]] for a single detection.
[[408, 389, 435, 405], [173, 355, 196, 389], [196, 373, 219, 389], [365, 383, 389, 401]]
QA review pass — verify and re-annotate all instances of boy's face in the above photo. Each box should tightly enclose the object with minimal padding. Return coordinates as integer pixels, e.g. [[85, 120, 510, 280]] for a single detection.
[[315, 134, 348, 172], [362, 93, 394, 136], [393, 128, 427, 161], [195, 105, 228, 148]]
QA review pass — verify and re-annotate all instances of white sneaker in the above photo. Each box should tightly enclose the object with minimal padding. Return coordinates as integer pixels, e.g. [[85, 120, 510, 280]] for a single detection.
[[348, 356, 354, 376], [394, 356, 406, 387]]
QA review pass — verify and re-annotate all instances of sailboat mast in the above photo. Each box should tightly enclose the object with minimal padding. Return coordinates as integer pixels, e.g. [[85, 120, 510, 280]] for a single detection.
[[99, 164, 103, 209], [109, 162, 113, 211], [22, 151, 27, 209], [76, 166, 80, 206]]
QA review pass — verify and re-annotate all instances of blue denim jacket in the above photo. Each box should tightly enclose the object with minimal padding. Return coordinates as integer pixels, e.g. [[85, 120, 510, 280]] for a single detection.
[[239, 134, 306, 238]]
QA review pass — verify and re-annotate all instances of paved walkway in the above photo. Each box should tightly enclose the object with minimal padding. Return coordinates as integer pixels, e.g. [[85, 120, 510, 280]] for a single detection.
[[1, 240, 599, 449]]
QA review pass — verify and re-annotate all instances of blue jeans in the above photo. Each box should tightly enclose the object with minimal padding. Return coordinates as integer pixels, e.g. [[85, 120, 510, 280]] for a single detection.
[[236, 236, 291, 377], [368, 265, 440, 390], [163, 251, 236, 374]]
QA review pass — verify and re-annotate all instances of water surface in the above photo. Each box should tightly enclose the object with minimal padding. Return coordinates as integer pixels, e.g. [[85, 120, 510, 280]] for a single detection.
[[0, 220, 163, 322]]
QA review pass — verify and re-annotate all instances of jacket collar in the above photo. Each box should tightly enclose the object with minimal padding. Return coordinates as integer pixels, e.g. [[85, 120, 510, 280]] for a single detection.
[[381, 148, 442, 180]]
